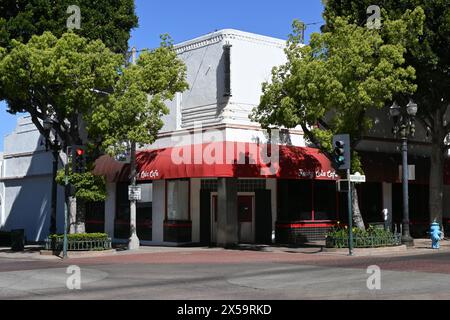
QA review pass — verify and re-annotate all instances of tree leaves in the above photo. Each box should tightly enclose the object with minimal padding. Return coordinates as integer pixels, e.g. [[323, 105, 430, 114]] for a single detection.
[[87, 36, 189, 155], [0, 0, 138, 54], [252, 14, 422, 171]]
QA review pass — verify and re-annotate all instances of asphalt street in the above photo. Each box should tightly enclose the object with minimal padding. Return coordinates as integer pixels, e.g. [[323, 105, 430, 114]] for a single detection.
[[0, 248, 449, 300]]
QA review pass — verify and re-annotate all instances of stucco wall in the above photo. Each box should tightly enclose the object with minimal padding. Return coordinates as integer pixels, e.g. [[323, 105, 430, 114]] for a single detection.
[[226, 32, 286, 126], [0, 152, 4, 227], [1, 116, 65, 241], [159, 29, 288, 133]]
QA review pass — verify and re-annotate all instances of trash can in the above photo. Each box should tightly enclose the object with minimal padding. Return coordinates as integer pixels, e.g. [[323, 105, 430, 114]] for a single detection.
[[11, 229, 25, 252]]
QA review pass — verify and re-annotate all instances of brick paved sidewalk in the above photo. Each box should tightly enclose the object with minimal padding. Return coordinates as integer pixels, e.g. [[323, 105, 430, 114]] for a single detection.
[[0, 238, 448, 262]]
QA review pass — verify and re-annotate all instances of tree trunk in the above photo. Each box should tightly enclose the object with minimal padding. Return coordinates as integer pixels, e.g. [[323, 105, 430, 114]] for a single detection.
[[352, 185, 366, 231], [69, 195, 77, 234], [429, 109, 445, 228], [68, 197, 86, 234]]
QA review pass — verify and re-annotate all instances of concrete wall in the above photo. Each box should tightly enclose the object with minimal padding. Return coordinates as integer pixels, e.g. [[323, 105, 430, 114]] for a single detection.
[[1, 116, 64, 242], [225, 31, 286, 126], [191, 178, 201, 243], [104, 182, 116, 239], [158, 29, 288, 133], [0, 152, 4, 226], [151, 180, 165, 244], [266, 178, 277, 238]]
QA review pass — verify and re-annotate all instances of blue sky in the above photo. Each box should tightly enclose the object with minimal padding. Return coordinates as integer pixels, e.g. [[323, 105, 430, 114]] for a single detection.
[[0, 0, 324, 152]]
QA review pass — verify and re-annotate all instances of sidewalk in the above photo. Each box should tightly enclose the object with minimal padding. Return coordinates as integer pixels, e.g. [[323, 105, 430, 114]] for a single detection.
[[0, 239, 448, 261], [0, 246, 58, 260]]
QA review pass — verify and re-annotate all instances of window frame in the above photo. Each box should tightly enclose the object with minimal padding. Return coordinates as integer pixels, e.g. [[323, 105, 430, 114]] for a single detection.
[[165, 179, 191, 221]]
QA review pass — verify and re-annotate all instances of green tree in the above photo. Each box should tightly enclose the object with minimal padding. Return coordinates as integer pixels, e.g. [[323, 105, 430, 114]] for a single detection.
[[89, 37, 188, 155], [252, 11, 423, 229], [0, 0, 138, 54], [323, 0, 450, 228], [0, 32, 123, 233], [88, 36, 188, 248]]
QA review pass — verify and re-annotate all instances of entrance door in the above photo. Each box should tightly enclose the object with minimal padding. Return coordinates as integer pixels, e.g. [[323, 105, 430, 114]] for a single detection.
[[211, 194, 255, 244], [238, 195, 254, 243]]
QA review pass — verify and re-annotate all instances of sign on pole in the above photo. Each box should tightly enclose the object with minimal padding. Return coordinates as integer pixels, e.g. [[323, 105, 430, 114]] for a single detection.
[[128, 186, 142, 201], [350, 174, 367, 183]]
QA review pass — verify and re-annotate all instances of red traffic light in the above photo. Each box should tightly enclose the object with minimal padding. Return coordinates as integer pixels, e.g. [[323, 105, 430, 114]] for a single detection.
[[76, 148, 85, 156]]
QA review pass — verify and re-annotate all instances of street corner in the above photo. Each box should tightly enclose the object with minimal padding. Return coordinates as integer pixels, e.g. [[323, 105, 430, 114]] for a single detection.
[[0, 266, 109, 298]]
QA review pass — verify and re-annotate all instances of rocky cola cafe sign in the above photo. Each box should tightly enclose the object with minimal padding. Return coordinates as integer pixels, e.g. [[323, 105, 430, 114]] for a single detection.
[[298, 169, 339, 180]]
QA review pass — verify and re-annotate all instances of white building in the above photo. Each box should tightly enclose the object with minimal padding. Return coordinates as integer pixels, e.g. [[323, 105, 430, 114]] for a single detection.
[[0, 152, 4, 227], [96, 29, 344, 246], [1, 29, 449, 245], [0, 116, 65, 242]]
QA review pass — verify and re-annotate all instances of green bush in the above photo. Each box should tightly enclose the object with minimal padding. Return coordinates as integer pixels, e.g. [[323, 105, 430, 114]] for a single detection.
[[49, 233, 109, 241], [46, 233, 111, 251], [326, 225, 400, 248]]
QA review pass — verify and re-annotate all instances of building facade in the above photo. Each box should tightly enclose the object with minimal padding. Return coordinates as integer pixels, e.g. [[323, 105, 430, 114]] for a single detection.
[[0, 116, 65, 242], [0, 152, 4, 227], [1, 29, 449, 244]]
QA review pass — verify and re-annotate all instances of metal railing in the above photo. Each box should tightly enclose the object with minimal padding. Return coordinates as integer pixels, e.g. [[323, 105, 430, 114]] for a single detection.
[[45, 238, 112, 251], [326, 234, 402, 249]]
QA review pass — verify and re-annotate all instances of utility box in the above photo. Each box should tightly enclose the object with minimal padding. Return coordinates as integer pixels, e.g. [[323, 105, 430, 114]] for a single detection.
[[11, 229, 25, 252]]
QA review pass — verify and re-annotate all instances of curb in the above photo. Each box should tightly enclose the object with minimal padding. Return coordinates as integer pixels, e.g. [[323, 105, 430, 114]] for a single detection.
[[40, 249, 117, 259], [322, 245, 408, 256]]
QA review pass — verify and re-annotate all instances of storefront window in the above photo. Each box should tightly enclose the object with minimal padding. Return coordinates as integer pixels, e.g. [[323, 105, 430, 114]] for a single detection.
[[167, 180, 190, 221], [393, 183, 429, 223], [115, 182, 153, 240], [279, 180, 338, 222], [278, 180, 313, 221], [314, 181, 337, 221], [357, 183, 382, 223]]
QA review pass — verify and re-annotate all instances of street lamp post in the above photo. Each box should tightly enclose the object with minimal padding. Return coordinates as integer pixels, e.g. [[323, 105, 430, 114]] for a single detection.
[[390, 100, 418, 247], [44, 116, 69, 258], [43, 117, 60, 235]]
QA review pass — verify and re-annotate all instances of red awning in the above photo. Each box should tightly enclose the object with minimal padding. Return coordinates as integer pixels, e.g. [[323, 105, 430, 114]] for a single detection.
[[92, 154, 130, 183], [135, 142, 338, 181]]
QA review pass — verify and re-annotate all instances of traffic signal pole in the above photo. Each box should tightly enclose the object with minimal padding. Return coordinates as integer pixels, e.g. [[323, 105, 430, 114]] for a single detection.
[[63, 146, 70, 259], [347, 169, 354, 256], [333, 134, 353, 256]]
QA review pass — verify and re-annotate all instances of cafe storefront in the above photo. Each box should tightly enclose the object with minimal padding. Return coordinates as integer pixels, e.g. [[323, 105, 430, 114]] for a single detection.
[[95, 141, 341, 246]]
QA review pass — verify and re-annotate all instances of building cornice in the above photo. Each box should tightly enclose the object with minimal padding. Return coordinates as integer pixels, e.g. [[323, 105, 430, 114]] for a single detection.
[[174, 29, 286, 54], [0, 173, 51, 182], [157, 123, 304, 139], [2, 150, 48, 159]]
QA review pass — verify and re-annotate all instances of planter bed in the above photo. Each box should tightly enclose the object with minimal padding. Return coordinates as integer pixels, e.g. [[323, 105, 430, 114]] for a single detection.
[[326, 234, 402, 249], [45, 233, 112, 252]]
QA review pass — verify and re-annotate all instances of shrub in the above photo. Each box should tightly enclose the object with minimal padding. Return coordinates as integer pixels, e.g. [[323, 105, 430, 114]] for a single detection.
[[46, 233, 111, 251], [326, 224, 400, 248], [49, 233, 109, 241]]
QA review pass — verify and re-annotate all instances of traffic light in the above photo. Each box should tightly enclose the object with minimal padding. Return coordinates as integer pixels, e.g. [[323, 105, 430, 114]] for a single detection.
[[332, 134, 351, 170], [72, 146, 86, 174], [334, 140, 345, 165]]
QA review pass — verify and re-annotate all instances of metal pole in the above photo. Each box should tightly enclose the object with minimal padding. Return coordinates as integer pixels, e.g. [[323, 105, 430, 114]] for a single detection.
[[50, 146, 58, 235], [128, 47, 140, 250], [347, 169, 354, 256], [402, 137, 414, 247], [63, 148, 69, 259], [128, 141, 140, 250]]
